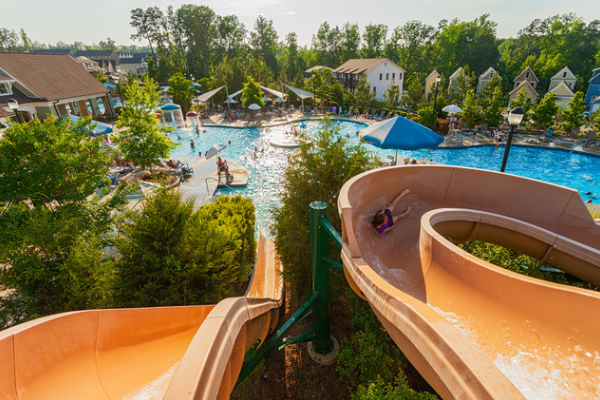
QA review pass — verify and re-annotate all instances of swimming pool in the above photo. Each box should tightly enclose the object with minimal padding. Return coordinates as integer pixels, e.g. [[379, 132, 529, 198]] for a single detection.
[[170, 120, 600, 234]]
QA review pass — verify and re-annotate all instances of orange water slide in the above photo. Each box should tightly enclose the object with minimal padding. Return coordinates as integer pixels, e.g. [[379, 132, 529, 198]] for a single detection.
[[338, 165, 600, 400], [0, 234, 282, 400]]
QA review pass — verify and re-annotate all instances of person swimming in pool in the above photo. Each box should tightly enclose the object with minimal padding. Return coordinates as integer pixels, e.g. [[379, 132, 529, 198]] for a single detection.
[[371, 189, 412, 235]]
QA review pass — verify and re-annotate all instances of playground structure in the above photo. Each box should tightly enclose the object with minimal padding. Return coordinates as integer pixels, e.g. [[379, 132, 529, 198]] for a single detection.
[[1, 165, 600, 399]]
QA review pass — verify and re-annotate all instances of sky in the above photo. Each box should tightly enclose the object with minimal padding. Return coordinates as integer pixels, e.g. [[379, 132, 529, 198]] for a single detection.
[[4, 0, 597, 49]]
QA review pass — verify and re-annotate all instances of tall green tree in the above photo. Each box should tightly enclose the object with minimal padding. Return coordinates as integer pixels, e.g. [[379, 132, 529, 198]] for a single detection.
[[352, 75, 375, 110], [130, 7, 164, 61], [533, 93, 559, 130], [482, 86, 505, 128], [116, 76, 176, 171], [240, 76, 264, 108], [560, 91, 586, 133], [383, 79, 400, 109], [272, 119, 375, 302], [0, 118, 127, 327], [167, 72, 195, 114], [403, 73, 425, 111], [250, 15, 279, 77], [362, 23, 388, 58], [460, 89, 482, 128]]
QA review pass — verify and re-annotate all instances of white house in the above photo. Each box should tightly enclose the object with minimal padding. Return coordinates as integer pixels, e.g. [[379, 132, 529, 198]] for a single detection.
[[476, 67, 499, 94], [333, 58, 405, 102]]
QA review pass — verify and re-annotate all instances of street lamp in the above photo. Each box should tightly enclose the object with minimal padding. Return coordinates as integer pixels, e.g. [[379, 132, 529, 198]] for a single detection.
[[431, 75, 441, 130], [7, 98, 23, 123], [500, 107, 525, 173]]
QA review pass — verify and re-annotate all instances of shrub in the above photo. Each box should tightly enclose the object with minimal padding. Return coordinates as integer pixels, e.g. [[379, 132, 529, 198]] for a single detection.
[[271, 118, 376, 303], [352, 377, 439, 400], [114, 190, 255, 307]]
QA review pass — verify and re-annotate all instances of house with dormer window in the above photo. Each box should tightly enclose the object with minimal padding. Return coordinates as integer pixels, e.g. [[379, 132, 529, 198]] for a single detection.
[[425, 70, 441, 101], [476, 67, 499, 94], [0, 52, 115, 122], [333, 58, 405, 102], [547, 67, 577, 108], [448, 67, 463, 93], [585, 68, 600, 109], [513, 66, 539, 91]]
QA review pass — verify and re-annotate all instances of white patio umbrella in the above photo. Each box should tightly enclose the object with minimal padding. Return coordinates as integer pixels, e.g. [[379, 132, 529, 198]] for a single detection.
[[248, 103, 261, 110], [261, 96, 272, 102], [224, 98, 238, 104], [442, 104, 462, 114], [273, 97, 285, 103]]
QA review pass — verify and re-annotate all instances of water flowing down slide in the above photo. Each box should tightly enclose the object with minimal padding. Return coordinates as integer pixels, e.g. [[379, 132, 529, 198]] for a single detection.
[[338, 165, 600, 400], [0, 234, 282, 400]]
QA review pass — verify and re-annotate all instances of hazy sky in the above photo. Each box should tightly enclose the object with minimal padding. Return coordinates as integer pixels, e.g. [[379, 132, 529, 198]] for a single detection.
[[4, 0, 597, 48]]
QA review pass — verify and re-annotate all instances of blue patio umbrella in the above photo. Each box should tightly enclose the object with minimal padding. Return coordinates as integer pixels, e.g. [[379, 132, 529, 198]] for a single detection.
[[360, 116, 444, 164], [61, 114, 113, 136]]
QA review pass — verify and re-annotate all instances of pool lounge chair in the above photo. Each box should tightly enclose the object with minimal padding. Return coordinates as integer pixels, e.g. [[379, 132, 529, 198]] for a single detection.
[[583, 131, 598, 148]]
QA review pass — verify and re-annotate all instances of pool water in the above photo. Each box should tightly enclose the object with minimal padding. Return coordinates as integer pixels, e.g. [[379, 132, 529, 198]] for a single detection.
[[170, 120, 600, 234]]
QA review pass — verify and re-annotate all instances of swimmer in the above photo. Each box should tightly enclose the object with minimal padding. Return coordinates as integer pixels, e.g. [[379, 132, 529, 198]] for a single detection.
[[371, 189, 412, 235]]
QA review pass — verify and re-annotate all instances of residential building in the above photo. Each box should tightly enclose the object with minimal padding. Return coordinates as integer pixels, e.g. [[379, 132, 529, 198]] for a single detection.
[[74, 50, 119, 73], [0, 52, 115, 122], [333, 58, 405, 102], [425, 70, 441, 101], [31, 48, 75, 57], [448, 67, 463, 93], [509, 80, 538, 103], [476, 67, 499, 95], [74, 56, 104, 74], [585, 68, 600, 108], [118, 57, 148, 76], [589, 96, 600, 113], [513, 66, 539, 91], [304, 65, 333, 79], [549, 66, 577, 92]]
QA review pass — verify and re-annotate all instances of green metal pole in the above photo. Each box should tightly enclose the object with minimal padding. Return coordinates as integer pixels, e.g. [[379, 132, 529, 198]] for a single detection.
[[310, 201, 334, 354]]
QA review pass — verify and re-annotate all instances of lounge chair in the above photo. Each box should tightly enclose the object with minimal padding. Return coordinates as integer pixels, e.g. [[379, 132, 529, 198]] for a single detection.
[[568, 127, 580, 139]]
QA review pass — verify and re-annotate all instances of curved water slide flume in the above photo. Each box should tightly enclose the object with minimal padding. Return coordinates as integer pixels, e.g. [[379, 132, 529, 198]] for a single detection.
[[0, 234, 282, 400], [338, 165, 600, 400]]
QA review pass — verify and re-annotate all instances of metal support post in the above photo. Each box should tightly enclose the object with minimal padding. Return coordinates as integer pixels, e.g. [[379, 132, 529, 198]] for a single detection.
[[308, 201, 339, 364]]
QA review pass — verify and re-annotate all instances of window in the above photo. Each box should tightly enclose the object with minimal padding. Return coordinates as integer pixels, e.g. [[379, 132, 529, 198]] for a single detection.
[[379, 73, 382, 81], [0, 83, 11, 95], [373, 87, 377, 93], [489, 72, 494, 78], [563, 72, 567, 78], [392, 73, 395, 81], [398, 73, 403, 80], [526, 71, 529, 78], [386, 73, 389, 80]]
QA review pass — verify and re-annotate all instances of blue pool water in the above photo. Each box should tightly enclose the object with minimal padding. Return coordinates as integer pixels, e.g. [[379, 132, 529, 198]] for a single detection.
[[170, 120, 600, 234]]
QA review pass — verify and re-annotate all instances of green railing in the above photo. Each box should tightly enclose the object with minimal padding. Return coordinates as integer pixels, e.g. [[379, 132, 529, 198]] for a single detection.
[[237, 201, 342, 382]]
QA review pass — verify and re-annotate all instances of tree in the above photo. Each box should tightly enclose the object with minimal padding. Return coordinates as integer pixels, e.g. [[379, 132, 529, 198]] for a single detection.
[[272, 118, 375, 303], [403, 73, 425, 111], [250, 15, 279, 77], [560, 91, 586, 133], [591, 109, 600, 132], [511, 88, 534, 127], [116, 76, 176, 171], [533, 93, 559, 130], [130, 7, 164, 61], [383, 79, 400, 109], [362, 23, 388, 58], [0, 117, 128, 327], [460, 89, 482, 128], [240, 76, 264, 108], [353, 74, 375, 110], [115, 190, 256, 307], [482, 86, 504, 128], [167, 72, 195, 114]]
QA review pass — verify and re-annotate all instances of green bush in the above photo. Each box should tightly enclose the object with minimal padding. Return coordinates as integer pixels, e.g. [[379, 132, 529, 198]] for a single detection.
[[271, 117, 376, 303], [458, 240, 599, 292], [114, 190, 255, 307], [352, 377, 439, 400]]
